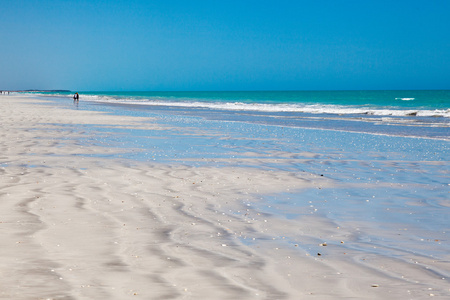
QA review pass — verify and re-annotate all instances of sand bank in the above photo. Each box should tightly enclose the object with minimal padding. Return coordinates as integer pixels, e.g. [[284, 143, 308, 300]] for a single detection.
[[1, 95, 448, 299]]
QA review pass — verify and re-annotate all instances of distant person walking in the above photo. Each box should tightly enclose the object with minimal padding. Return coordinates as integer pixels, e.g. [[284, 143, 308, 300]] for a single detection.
[[73, 92, 79, 101]]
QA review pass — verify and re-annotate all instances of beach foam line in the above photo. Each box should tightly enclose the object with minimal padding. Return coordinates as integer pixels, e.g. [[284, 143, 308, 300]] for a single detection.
[[93, 98, 450, 118], [32, 92, 450, 118]]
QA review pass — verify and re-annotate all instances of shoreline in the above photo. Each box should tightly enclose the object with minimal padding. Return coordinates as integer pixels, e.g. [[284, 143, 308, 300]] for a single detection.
[[27, 90, 450, 141], [1, 94, 449, 299], [37, 94, 449, 141]]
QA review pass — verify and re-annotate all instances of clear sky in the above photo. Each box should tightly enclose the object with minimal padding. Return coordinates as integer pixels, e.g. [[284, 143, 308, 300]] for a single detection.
[[1, 0, 449, 91]]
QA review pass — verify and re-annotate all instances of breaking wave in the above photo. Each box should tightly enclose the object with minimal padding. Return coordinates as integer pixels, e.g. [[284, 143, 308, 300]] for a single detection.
[[31, 92, 450, 119], [77, 94, 450, 118]]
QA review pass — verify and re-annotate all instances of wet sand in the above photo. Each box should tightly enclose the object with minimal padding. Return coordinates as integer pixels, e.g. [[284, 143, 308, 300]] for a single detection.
[[1, 94, 448, 299]]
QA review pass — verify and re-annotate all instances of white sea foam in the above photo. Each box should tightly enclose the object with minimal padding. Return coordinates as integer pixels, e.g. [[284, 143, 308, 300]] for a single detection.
[[395, 97, 415, 101], [32, 93, 450, 118], [82, 96, 450, 118]]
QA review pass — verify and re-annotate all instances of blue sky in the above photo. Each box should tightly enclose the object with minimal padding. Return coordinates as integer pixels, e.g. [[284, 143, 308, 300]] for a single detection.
[[1, 0, 449, 91]]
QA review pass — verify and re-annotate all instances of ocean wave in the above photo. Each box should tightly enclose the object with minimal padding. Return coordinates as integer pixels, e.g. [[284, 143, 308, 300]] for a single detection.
[[34, 93, 450, 118], [83, 96, 449, 118]]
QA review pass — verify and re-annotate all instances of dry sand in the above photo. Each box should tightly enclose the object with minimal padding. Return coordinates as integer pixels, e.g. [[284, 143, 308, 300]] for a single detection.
[[1, 95, 448, 299]]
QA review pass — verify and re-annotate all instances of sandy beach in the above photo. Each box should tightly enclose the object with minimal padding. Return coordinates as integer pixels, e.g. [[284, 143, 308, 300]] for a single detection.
[[1, 94, 448, 299]]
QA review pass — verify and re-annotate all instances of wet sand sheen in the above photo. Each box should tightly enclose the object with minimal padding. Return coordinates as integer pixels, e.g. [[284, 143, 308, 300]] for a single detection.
[[0, 95, 448, 299]]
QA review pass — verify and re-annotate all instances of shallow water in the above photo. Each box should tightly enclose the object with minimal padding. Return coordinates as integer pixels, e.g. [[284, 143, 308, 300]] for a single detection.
[[36, 95, 450, 264]]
